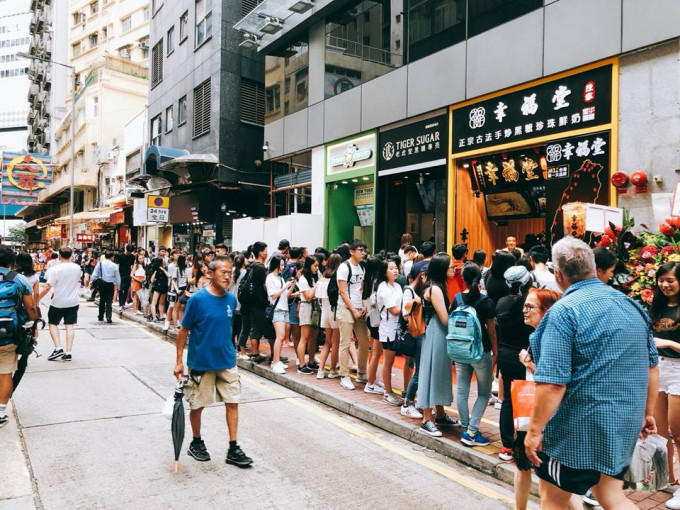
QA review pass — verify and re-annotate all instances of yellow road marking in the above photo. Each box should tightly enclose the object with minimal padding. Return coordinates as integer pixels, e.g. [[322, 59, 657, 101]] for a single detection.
[[242, 373, 514, 506]]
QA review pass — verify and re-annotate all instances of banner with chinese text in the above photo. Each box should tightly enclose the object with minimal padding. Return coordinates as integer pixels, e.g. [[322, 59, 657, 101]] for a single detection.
[[1, 152, 53, 206]]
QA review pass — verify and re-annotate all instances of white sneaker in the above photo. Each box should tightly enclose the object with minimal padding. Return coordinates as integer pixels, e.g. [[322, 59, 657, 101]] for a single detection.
[[400, 405, 423, 419], [491, 379, 499, 396], [162, 322, 170, 331], [237, 353, 250, 361], [327, 369, 340, 379], [494, 401, 503, 410], [374, 380, 385, 389], [271, 361, 286, 375], [316, 369, 328, 380], [340, 376, 355, 391], [364, 383, 384, 395]]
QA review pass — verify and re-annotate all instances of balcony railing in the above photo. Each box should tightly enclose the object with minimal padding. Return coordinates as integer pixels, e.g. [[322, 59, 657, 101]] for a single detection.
[[325, 35, 400, 67]]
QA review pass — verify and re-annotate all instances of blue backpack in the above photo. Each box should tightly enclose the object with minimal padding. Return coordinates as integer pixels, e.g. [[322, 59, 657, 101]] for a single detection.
[[0, 271, 24, 347], [446, 293, 485, 364]]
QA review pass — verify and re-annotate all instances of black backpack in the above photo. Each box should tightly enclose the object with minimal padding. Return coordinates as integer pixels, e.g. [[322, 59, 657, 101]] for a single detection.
[[238, 264, 257, 307], [328, 261, 352, 311]]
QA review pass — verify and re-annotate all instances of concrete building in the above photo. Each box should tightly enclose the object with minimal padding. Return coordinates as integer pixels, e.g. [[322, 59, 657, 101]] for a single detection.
[[143, 0, 266, 250], [0, 1, 31, 155], [26, 0, 69, 158], [21, 0, 151, 249], [235, 0, 680, 254]]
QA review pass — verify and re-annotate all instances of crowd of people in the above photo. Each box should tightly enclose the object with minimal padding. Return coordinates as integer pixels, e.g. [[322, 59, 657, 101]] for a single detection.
[[2, 232, 677, 508]]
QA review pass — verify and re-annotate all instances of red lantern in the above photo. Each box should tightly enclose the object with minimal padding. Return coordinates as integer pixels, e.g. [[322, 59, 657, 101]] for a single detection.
[[630, 170, 648, 193]]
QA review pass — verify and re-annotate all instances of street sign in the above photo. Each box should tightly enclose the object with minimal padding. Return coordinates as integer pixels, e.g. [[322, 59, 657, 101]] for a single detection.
[[203, 229, 215, 237], [147, 195, 169, 223]]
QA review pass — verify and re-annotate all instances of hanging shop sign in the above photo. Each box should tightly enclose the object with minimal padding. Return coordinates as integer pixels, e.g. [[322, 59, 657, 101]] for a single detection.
[[468, 146, 547, 193], [354, 183, 374, 206], [45, 225, 61, 239], [76, 234, 95, 243], [109, 211, 125, 225], [451, 64, 612, 155], [1, 152, 53, 205], [326, 133, 376, 177], [378, 115, 447, 176], [545, 131, 611, 244]]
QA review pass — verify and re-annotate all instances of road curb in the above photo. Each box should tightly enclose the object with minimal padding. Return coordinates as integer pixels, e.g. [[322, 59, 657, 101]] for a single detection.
[[80, 292, 536, 493]]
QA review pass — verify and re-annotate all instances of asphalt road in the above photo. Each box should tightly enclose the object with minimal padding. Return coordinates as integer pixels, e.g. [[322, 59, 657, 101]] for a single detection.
[[2, 297, 530, 510]]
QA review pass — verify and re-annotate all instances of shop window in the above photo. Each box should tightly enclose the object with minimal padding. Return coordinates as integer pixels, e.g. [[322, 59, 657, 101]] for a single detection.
[[324, 0, 403, 99], [407, 0, 465, 64], [467, 0, 543, 38]]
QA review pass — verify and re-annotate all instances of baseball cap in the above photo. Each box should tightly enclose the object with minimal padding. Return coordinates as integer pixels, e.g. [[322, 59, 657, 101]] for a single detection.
[[504, 266, 532, 288], [409, 260, 429, 280]]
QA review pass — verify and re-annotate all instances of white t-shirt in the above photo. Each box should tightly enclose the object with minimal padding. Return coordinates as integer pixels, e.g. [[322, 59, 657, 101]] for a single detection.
[[336, 261, 364, 310], [401, 285, 417, 316], [173, 266, 191, 289], [377, 281, 403, 342], [532, 267, 560, 292], [46, 262, 81, 308], [297, 275, 314, 303], [402, 259, 413, 277], [24, 273, 39, 296], [266, 273, 288, 311]]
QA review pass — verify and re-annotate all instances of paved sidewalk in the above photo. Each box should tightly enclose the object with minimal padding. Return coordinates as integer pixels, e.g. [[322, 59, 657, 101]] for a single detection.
[[103, 296, 673, 509]]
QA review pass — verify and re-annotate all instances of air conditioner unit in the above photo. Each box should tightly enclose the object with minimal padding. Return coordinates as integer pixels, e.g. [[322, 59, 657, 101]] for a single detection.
[[119, 48, 130, 59], [137, 41, 148, 50], [95, 145, 110, 165]]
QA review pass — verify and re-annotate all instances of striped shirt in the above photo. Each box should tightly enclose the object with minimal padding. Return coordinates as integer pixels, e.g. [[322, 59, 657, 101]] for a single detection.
[[530, 278, 658, 475]]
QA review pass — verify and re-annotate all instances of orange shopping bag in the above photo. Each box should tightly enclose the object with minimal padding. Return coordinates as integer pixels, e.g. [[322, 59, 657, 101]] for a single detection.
[[511, 379, 536, 432]]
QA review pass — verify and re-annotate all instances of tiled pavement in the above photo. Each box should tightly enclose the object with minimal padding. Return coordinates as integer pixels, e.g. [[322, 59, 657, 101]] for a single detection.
[[98, 296, 673, 509]]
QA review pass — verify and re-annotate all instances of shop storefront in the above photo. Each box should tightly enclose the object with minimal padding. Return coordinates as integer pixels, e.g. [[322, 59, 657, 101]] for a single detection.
[[448, 59, 618, 254], [376, 112, 448, 252], [325, 133, 377, 252]]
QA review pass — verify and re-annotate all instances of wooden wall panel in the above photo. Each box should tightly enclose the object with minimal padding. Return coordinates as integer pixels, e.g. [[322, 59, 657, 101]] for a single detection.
[[454, 169, 545, 256]]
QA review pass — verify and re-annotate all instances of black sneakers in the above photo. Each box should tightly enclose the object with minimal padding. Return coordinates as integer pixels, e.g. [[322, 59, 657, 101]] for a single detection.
[[297, 365, 314, 375], [226, 444, 253, 468], [0, 415, 8, 428], [48, 349, 64, 361], [62, 354, 72, 362], [187, 438, 211, 462]]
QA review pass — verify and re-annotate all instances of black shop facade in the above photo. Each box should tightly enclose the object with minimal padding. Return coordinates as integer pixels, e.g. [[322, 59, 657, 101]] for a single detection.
[[448, 59, 618, 255], [376, 111, 449, 253]]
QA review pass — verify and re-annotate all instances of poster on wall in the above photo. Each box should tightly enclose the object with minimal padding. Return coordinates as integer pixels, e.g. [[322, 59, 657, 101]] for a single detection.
[[544, 131, 611, 246], [451, 64, 613, 155]]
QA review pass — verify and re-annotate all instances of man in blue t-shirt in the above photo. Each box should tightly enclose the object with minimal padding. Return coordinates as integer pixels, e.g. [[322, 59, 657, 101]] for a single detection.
[[174, 256, 253, 468]]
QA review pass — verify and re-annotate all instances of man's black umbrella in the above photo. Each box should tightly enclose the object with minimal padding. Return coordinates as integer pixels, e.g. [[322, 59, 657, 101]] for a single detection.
[[12, 319, 44, 395], [172, 380, 186, 473]]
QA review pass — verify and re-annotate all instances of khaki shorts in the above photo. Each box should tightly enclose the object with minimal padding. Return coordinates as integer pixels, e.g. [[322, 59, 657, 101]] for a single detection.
[[0, 343, 17, 374], [183, 366, 241, 410]]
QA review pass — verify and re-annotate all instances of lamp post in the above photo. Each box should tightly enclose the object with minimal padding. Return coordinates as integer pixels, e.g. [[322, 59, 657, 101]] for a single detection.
[[18, 51, 76, 247]]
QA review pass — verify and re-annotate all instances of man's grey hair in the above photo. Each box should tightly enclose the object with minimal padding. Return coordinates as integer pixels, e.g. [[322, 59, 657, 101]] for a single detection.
[[208, 255, 232, 272], [552, 236, 596, 283]]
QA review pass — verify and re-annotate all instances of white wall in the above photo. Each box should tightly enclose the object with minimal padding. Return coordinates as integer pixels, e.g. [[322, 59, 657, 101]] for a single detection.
[[233, 214, 323, 253]]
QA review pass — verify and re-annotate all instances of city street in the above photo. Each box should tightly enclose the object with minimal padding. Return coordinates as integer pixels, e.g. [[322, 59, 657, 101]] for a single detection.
[[1, 298, 525, 510]]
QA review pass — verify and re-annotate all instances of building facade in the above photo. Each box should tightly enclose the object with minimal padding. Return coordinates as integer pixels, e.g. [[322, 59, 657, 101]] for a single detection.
[[0, 1, 32, 155], [21, 0, 150, 248], [235, 0, 680, 254], [143, 0, 267, 250]]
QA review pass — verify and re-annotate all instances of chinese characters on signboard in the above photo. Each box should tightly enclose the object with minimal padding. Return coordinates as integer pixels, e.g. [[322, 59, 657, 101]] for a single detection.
[[451, 64, 612, 154], [378, 115, 447, 173]]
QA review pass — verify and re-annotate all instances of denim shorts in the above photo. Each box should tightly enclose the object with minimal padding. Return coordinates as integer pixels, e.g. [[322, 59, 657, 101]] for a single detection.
[[659, 357, 680, 396], [289, 301, 300, 325], [272, 309, 289, 323]]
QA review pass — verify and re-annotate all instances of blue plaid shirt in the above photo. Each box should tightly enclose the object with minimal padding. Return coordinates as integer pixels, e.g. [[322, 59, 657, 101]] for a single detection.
[[530, 278, 658, 475]]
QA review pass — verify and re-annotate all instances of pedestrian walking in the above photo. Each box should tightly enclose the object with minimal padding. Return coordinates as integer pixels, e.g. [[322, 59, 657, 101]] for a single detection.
[[15, 253, 40, 300], [337, 240, 370, 391], [91, 251, 121, 324], [365, 256, 386, 395], [171, 254, 191, 333], [0, 246, 39, 428], [37, 247, 82, 361], [525, 237, 659, 509], [174, 256, 253, 468], [164, 249, 181, 331], [455, 262, 497, 447], [418, 253, 460, 437], [246, 242, 274, 364], [116, 244, 135, 310], [131, 253, 147, 315]]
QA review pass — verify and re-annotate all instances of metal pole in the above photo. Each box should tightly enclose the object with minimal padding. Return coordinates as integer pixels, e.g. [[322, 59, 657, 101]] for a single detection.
[[69, 69, 76, 247], [155, 222, 159, 256]]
